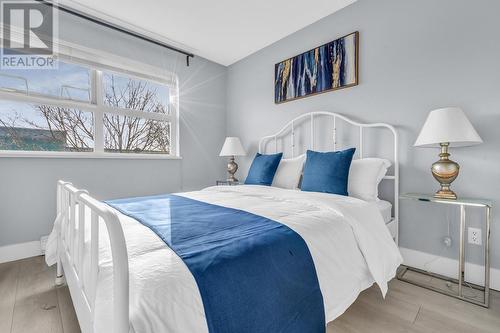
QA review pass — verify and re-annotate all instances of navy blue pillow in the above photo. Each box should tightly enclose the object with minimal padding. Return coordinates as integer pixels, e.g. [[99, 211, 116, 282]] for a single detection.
[[301, 148, 356, 195], [245, 152, 283, 186]]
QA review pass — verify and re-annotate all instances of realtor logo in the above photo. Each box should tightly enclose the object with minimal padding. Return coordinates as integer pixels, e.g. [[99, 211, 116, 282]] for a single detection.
[[1, 0, 58, 69]]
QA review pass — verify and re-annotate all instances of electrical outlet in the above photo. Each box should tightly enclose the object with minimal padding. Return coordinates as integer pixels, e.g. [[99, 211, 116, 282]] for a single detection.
[[468, 227, 482, 245]]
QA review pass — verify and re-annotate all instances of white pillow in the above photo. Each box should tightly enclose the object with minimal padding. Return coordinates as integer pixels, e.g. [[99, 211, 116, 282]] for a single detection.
[[272, 154, 305, 189], [348, 158, 391, 201]]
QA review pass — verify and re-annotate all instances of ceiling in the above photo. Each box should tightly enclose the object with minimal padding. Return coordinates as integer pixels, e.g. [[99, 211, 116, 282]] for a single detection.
[[59, 0, 357, 66]]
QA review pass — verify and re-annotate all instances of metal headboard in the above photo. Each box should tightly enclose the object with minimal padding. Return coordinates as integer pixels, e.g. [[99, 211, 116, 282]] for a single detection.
[[258, 111, 399, 244]]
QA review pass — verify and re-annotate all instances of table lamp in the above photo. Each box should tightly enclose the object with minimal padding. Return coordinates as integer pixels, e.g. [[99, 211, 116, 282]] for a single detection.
[[414, 107, 482, 199], [219, 137, 246, 182]]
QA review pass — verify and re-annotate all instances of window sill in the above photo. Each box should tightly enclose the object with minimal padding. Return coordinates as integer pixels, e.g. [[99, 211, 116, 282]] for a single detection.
[[0, 151, 182, 160]]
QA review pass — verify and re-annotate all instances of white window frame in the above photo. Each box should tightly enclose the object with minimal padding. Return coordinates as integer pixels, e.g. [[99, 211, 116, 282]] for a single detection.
[[0, 38, 180, 159]]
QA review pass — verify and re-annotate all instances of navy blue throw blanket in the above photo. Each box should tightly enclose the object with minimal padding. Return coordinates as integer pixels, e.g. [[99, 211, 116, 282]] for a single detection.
[[106, 194, 325, 333]]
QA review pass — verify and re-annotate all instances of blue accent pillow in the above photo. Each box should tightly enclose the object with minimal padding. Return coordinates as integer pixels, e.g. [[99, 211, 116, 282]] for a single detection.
[[245, 152, 283, 186], [301, 148, 356, 196]]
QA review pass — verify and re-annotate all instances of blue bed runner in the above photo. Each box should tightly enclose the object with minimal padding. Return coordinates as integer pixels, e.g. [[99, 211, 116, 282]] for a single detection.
[[106, 194, 325, 333]]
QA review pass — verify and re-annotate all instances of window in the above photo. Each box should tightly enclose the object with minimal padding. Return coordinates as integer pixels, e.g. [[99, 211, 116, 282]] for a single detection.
[[102, 72, 170, 113], [0, 101, 94, 152], [0, 58, 178, 157], [0, 62, 92, 102]]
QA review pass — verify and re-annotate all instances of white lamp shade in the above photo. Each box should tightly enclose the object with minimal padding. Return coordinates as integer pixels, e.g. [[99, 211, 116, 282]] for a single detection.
[[414, 107, 483, 148], [219, 137, 246, 156]]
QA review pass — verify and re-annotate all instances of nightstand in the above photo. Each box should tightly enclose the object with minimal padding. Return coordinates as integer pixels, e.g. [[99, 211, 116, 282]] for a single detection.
[[216, 180, 241, 186], [398, 193, 492, 307]]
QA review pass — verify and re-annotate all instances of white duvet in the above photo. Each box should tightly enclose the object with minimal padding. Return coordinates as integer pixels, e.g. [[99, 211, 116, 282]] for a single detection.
[[47, 185, 402, 332]]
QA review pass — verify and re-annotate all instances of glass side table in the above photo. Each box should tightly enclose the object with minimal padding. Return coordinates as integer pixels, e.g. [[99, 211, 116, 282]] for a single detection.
[[398, 193, 492, 307], [216, 180, 241, 186]]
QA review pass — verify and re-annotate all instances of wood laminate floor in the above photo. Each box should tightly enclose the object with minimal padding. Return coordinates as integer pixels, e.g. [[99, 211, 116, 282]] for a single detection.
[[1, 256, 499, 333]]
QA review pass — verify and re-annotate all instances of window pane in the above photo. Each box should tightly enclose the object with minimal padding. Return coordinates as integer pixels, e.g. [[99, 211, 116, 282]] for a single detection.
[[0, 101, 94, 152], [103, 114, 170, 154], [0, 61, 91, 102], [103, 72, 170, 114]]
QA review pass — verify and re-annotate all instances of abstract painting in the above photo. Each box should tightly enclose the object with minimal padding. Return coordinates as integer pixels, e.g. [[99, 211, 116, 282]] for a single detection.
[[274, 31, 358, 104]]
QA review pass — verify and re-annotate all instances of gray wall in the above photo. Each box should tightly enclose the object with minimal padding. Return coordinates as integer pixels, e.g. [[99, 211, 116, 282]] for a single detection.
[[226, 0, 500, 268], [0, 10, 227, 246]]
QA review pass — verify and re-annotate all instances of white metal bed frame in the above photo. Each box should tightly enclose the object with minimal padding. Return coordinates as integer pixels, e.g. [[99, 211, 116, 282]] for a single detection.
[[258, 111, 399, 243], [55, 111, 398, 333], [55, 181, 129, 333]]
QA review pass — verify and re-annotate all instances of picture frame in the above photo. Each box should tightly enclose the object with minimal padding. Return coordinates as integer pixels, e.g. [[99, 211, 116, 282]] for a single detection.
[[274, 31, 359, 104]]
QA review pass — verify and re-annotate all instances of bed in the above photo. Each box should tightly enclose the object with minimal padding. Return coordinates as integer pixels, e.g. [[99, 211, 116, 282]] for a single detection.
[[45, 111, 403, 333]]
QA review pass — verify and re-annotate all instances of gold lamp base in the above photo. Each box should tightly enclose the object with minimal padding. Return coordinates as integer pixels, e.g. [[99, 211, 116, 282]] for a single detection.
[[227, 156, 239, 182], [434, 188, 458, 200], [431, 143, 459, 200]]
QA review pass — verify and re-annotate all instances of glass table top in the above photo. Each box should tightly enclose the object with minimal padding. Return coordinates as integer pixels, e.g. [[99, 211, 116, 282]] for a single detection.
[[400, 193, 492, 208]]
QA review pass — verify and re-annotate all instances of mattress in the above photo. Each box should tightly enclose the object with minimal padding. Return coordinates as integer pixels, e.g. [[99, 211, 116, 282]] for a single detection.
[[376, 200, 393, 223]]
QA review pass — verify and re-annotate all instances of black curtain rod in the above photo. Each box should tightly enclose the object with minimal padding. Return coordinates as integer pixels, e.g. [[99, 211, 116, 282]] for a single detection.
[[36, 0, 194, 66]]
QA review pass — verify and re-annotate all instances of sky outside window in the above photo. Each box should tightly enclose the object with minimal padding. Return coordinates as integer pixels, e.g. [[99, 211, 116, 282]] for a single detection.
[[0, 61, 92, 102]]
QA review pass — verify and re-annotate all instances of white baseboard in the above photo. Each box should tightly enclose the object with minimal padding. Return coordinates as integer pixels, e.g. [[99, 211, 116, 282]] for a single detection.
[[0, 240, 42, 264], [399, 247, 500, 291]]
